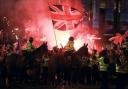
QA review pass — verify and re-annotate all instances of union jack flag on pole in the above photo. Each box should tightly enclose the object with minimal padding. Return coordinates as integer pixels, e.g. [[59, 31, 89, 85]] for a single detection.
[[48, 1, 83, 31]]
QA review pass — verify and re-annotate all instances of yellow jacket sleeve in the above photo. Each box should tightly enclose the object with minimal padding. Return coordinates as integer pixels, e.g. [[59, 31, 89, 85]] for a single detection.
[[25, 42, 35, 52], [65, 41, 74, 51]]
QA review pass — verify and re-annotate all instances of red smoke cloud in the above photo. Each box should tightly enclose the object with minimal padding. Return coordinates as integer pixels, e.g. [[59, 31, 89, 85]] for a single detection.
[[0, 0, 104, 51]]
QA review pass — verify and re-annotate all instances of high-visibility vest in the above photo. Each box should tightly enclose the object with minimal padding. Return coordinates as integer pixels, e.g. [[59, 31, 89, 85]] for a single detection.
[[43, 57, 50, 67], [116, 60, 128, 73], [64, 41, 74, 52], [25, 42, 35, 52], [125, 65, 128, 73], [125, 45, 128, 51], [116, 55, 128, 73], [98, 57, 109, 71], [116, 64, 127, 73]]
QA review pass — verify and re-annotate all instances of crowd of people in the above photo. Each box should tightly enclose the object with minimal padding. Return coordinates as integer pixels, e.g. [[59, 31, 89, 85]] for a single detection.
[[0, 36, 128, 89]]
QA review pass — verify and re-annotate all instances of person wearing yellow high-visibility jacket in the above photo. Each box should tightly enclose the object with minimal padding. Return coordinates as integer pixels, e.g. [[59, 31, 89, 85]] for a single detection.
[[64, 37, 75, 85], [80, 55, 91, 85], [25, 37, 35, 52], [64, 37, 75, 58], [41, 53, 50, 85], [116, 50, 128, 89], [97, 50, 109, 89], [64, 37, 75, 52], [24, 37, 35, 69], [91, 50, 100, 85]]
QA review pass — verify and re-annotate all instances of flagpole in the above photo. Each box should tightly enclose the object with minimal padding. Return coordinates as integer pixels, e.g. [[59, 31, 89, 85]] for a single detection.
[[53, 28, 58, 46], [48, 2, 58, 47]]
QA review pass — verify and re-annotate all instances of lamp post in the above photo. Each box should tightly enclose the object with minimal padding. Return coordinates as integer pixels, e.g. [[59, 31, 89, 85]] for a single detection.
[[114, 0, 120, 33]]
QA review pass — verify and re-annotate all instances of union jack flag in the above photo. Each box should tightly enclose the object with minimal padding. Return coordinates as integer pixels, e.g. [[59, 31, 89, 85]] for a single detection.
[[49, 3, 83, 31]]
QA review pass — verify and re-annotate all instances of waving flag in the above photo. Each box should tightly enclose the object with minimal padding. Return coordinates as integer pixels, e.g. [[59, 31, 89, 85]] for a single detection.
[[48, 2, 83, 31], [109, 33, 124, 45]]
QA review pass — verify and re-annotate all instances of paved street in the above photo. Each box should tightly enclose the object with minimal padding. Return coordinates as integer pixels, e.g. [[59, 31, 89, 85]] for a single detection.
[[0, 82, 121, 89]]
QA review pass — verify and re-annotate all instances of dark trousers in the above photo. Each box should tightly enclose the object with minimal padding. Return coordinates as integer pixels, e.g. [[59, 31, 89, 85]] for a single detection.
[[100, 71, 109, 89], [42, 66, 48, 85], [56, 64, 65, 83], [116, 72, 127, 89], [79, 66, 86, 84], [71, 67, 79, 84], [92, 65, 99, 85], [64, 66, 71, 85], [85, 66, 91, 85], [79, 66, 92, 85], [0, 64, 6, 87]]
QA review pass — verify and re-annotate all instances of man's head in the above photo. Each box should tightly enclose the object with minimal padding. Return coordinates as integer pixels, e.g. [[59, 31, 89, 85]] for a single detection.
[[29, 37, 34, 43], [69, 36, 74, 41]]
